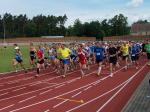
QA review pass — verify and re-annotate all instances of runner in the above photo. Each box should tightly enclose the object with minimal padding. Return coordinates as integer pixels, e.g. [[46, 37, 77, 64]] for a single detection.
[[35, 46, 45, 77], [144, 41, 150, 65], [94, 42, 105, 76], [121, 41, 130, 70], [29, 43, 36, 69], [60, 44, 71, 78], [12, 46, 27, 73], [77, 44, 88, 78], [129, 42, 141, 69], [108, 43, 118, 77]]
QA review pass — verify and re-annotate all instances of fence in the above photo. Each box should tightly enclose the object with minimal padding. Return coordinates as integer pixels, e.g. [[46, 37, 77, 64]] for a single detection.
[[104, 35, 150, 41], [0, 36, 96, 43]]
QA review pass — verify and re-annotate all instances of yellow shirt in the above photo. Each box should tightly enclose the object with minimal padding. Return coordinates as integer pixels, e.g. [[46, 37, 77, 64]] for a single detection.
[[60, 48, 71, 59], [56, 48, 62, 59], [121, 44, 129, 56]]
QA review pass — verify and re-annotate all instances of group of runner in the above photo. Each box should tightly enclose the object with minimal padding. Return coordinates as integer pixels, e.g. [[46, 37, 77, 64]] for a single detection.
[[12, 40, 150, 78]]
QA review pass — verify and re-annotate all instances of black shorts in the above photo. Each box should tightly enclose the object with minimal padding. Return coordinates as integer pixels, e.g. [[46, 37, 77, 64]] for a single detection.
[[109, 56, 117, 65], [96, 59, 103, 63], [147, 53, 150, 60], [37, 59, 44, 64], [16, 59, 23, 63], [70, 55, 77, 61], [122, 55, 129, 60], [30, 56, 36, 61]]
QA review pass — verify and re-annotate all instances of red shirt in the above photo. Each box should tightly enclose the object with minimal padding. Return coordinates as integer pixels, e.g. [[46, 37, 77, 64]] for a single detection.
[[78, 48, 86, 60], [37, 50, 43, 59]]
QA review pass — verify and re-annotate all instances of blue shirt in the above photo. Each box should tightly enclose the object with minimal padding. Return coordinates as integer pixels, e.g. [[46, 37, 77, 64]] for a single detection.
[[94, 47, 105, 60], [130, 44, 140, 56]]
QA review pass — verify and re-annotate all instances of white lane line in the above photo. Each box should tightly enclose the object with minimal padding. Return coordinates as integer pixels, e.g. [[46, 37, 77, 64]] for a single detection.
[[0, 104, 15, 111], [18, 96, 36, 103], [12, 87, 26, 92], [84, 86, 92, 91], [44, 109, 50, 112], [0, 71, 34, 81], [53, 99, 69, 108], [0, 70, 56, 85], [66, 64, 147, 112], [0, 71, 60, 92], [55, 84, 66, 89], [66, 79, 129, 112], [71, 91, 82, 98], [0, 64, 96, 93], [0, 92, 9, 97], [96, 63, 147, 112], [8, 70, 99, 112], [39, 89, 53, 95], [52, 66, 125, 109], [9, 67, 124, 112]]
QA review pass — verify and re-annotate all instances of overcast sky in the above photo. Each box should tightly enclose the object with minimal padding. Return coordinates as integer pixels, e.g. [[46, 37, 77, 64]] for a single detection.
[[0, 0, 149, 26]]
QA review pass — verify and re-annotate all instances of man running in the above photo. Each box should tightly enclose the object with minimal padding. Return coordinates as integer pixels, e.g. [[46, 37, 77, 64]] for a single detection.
[[108, 43, 118, 77], [94, 42, 105, 76], [60, 44, 71, 78]]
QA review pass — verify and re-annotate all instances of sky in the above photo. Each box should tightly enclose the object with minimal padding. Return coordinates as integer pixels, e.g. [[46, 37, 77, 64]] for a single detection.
[[0, 0, 150, 26]]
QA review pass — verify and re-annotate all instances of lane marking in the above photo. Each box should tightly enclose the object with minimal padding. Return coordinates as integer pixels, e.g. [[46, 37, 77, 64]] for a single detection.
[[55, 84, 66, 89], [53, 99, 69, 108], [71, 91, 82, 98], [96, 63, 147, 112], [83, 86, 92, 91], [0, 65, 96, 93], [39, 89, 53, 95], [0, 92, 9, 97], [65, 64, 146, 112], [44, 109, 50, 112], [56, 97, 84, 104], [18, 96, 37, 103], [0, 104, 15, 112], [8, 67, 125, 112], [12, 87, 26, 92], [66, 79, 129, 112]]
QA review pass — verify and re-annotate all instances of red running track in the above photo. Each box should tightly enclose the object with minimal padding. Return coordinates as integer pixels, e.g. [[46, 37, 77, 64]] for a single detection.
[[0, 58, 149, 112]]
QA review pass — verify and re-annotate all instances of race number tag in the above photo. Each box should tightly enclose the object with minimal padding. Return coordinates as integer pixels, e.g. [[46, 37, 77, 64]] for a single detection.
[[96, 53, 101, 55]]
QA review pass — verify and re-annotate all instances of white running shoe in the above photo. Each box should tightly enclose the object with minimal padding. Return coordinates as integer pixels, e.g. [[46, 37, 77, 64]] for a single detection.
[[110, 73, 113, 77]]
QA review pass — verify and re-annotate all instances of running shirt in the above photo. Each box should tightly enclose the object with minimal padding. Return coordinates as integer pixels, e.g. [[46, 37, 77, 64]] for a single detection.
[[15, 53, 22, 61], [60, 48, 71, 59], [94, 47, 105, 60], [121, 44, 129, 56], [37, 50, 43, 59], [108, 47, 117, 56], [78, 48, 87, 64], [144, 44, 150, 53], [130, 45, 138, 56]]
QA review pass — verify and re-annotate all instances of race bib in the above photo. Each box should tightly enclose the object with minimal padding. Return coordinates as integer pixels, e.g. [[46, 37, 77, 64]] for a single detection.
[[96, 53, 101, 55]]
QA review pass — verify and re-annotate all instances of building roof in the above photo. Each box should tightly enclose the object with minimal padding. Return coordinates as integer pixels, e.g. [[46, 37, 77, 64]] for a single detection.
[[131, 23, 150, 33]]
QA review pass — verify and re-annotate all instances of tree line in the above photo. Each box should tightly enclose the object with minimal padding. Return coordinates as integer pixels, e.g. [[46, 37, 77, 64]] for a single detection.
[[0, 13, 134, 40]]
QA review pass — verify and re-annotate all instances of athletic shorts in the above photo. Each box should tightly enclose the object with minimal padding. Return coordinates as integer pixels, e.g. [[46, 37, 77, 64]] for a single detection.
[[147, 53, 150, 60], [70, 55, 77, 61], [37, 59, 44, 64], [96, 59, 103, 63], [30, 56, 36, 61], [49, 56, 55, 61], [16, 59, 23, 63], [79, 59, 87, 65], [62, 59, 70, 65], [109, 56, 117, 65], [122, 55, 129, 60]]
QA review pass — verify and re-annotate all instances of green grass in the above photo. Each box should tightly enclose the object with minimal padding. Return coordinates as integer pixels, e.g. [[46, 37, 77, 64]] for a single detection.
[[0, 45, 30, 73]]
